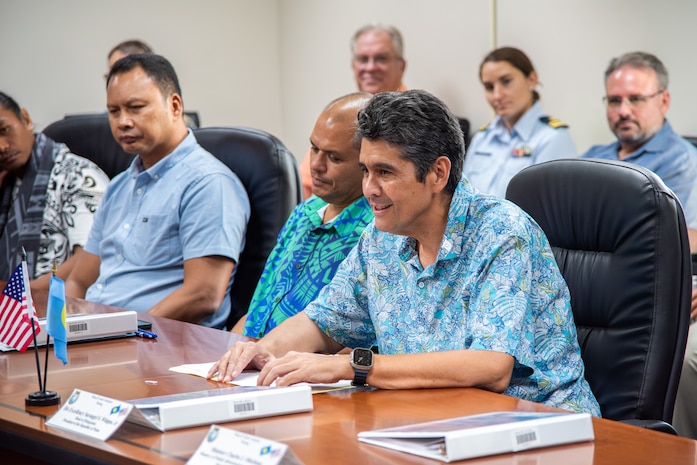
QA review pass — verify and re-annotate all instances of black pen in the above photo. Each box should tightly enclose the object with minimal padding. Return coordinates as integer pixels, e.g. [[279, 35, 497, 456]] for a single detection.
[[136, 329, 158, 339]]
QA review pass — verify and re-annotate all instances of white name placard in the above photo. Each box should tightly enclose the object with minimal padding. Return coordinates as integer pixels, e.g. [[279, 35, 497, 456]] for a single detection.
[[46, 389, 134, 441], [187, 425, 304, 465]]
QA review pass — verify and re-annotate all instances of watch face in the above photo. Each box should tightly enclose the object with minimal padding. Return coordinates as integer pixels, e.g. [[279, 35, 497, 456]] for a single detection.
[[352, 348, 373, 367]]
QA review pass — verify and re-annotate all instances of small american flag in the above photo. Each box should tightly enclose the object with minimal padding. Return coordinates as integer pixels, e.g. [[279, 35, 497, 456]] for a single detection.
[[0, 263, 40, 351]]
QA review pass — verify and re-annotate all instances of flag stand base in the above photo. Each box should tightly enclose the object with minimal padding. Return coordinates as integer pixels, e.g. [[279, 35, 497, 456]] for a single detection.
[[25, 391, 61, 407]]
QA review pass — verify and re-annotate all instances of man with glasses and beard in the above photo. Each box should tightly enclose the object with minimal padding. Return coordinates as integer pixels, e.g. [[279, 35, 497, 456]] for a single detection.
[[581, 51, 697, 438], [582, 51, 697, 247]]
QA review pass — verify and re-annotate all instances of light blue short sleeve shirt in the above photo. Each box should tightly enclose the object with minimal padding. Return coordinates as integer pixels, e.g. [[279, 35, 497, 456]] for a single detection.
[[304, 179, 600, 416], [582, 120, 697, 229], [464, 101, 577, 198], [85, 131, 250, 328]]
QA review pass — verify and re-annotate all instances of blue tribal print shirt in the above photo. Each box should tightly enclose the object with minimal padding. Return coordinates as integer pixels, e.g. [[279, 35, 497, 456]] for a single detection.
[[244, 195, 373, 338]]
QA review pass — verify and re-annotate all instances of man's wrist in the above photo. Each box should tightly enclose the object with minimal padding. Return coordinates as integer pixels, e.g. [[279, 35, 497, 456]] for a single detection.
[[350, 348, 374, 386], [339, 354, 354, 381]]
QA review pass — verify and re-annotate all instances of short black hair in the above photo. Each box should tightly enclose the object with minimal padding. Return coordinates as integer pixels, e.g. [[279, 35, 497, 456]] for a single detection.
[[0, 91, 23, 119], [106, 53, 182, 99], [356, 90, 464, 195]]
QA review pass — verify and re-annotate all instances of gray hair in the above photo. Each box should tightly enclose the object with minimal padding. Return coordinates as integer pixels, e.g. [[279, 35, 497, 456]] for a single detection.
[[356, 90, 463, 195], [350, 24, 404, 59], [604, 51, 669, 90]]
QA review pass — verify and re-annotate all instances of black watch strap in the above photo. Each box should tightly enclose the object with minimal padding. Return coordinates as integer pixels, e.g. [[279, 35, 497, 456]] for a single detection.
[[352, 369, 369, 386]]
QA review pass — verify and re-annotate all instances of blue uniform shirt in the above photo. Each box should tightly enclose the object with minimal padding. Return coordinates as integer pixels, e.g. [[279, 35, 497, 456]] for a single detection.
[[84, 131, 250, 328], [582, 120, 697, 229], [305, 178, 600, 416], [464, 101, 577, 198]]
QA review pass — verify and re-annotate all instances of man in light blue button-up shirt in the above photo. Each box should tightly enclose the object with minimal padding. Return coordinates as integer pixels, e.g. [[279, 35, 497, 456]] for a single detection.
[[66, 54, 249, 329], [581, 51, 697, 248]]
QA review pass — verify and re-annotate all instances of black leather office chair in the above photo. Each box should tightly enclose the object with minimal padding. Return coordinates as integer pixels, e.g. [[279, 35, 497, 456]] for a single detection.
[[194, 127, 302, 328], [683, 136, 697, 149], [506, 158, 691, 431], [42, 112, 201, 178], [42, 113, 135, 178]]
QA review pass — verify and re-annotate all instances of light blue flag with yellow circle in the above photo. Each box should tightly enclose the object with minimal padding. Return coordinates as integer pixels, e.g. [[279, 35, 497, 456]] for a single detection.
[[46, 275, 68, 365]]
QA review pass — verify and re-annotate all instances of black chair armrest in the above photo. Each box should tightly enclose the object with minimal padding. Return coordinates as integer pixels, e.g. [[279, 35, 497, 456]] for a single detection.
[[621, 419, 678, 435]]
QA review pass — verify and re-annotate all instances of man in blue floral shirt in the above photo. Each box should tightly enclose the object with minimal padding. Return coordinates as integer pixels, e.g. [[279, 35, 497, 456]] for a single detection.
[[210, 90, 600, 416]]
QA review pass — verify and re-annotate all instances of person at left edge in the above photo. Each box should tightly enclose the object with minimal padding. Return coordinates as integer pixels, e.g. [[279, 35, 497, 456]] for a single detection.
[[65, 54, 250, 328], [464, 47, 577, 198], [0, 92, 109, 290]]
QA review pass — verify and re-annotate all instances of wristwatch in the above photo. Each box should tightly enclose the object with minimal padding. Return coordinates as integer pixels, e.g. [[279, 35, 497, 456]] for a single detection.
[[350, 347, 374, 386]]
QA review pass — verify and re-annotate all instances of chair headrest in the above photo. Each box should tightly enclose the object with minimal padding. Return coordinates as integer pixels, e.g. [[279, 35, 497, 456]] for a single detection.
[[42, 113, 134, 178], [506, 158, 678, 253]]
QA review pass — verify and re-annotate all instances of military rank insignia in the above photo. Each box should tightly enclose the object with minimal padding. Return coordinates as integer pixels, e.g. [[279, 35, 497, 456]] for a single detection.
[[539, 116, 569, 129]]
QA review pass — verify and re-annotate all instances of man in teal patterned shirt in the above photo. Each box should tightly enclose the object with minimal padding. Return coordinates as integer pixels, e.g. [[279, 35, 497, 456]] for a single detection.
[[232, 93, 374, 337], [212, 90, 600, 416]]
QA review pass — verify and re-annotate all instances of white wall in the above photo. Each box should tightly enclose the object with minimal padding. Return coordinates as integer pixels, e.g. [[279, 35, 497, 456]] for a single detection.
[[277, 0, 492, 162], [3, 0, 697, 162], [497, 0, 697, 153], [1, 0, 283, 135]]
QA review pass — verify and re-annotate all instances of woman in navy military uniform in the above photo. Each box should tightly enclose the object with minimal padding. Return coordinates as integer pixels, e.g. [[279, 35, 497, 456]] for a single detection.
[[464, 47, 577, 198]]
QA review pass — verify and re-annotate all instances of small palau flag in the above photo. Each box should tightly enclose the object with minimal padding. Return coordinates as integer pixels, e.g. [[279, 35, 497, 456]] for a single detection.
[[46, 275, 68, 365]]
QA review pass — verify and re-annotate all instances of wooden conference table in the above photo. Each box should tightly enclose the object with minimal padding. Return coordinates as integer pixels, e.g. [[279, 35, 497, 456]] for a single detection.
[[0, 295, 696, 465]]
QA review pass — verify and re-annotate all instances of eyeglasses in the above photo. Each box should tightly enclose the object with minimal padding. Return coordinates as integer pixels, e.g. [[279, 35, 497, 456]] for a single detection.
[[602, 90, 664, 109], [353, 54, 401, 66]]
